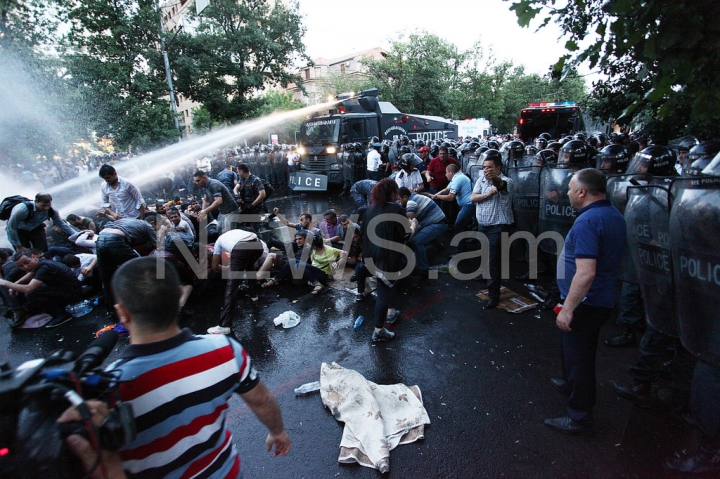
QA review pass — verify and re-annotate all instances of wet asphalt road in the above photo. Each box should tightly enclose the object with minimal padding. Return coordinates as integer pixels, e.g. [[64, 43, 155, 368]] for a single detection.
[[0, 189, 695, 478]]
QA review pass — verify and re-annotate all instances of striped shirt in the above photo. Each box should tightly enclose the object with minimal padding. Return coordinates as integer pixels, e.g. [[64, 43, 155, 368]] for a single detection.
[[473, 174, 514, 226], [109, 329, 258, 479], [406, 193, 446, 227]]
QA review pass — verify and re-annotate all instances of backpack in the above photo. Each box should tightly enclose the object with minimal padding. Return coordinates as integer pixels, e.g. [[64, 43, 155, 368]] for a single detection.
[[0, 196, 34, 221]]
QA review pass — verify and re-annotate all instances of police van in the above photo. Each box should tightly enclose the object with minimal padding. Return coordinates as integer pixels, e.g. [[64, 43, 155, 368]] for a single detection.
[[516, 101, 585, 142]]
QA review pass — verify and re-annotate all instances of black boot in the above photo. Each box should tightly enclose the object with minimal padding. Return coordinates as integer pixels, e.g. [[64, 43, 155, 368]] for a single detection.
[[605, 326, 636, 347]]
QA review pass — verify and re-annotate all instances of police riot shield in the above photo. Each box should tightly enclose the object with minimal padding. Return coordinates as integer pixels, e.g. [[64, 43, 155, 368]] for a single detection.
[[468, 164, 484, 187], [606, 173, 653, 282], [538, 164, 584, 254], [670, 176, 720, 366], [507, 166, 541, 234], [624, 185, 676, 336]]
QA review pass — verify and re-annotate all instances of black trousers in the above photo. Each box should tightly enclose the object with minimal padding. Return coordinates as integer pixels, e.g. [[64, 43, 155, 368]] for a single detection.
[[17, 225, 48, 252], [219, 241, 263, 328], [560, 303, 613, 425], [478, 224, 510, 301], [26, 284, 82, 317], [96, 234, 140, 313]]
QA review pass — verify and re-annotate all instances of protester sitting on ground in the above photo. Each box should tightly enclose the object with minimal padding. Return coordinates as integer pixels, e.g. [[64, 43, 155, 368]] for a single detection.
[[0, 248, 21, 310], [273, 208, 322, 237], [262, 233, 346, 295], [335, 214, 360, 249], [0, 250, 83, 328], [61, 253, 101, 294], [319, 209, 342, 245], [66, 213, 97, 233], [58, 257, 290, 479], [6, 193, 77, 252]]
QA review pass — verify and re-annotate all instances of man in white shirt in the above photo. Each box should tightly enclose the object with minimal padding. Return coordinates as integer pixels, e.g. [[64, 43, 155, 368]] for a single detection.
[[394, 154, 424, 193], [98, 164, 146, 220], [366, 143, 383, 181]]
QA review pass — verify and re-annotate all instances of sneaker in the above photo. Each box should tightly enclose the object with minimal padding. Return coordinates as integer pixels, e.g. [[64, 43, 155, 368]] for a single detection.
[[372, 328, 395, 342], [386, 310, 401, 324], [207, 325, 231, 335], [45, 313, 72, 328], [349, 274, 358, 282], [355, 292, 368, 302]]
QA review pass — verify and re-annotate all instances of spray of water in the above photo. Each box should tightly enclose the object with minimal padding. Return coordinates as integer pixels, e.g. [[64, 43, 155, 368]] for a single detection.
[[48, 99, 340, 214]]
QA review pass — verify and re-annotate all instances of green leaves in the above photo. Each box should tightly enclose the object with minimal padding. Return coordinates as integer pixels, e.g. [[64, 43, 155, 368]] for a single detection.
[[509, 1, 542, 28]]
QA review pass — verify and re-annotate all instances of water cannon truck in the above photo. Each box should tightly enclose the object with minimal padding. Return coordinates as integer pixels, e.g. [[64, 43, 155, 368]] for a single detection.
[[296, 88, 457, 188]]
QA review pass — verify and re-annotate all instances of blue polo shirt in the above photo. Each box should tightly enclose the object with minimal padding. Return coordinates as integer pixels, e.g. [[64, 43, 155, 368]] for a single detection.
[[448, 173, 473, 207], [557, 199, 626, 308]]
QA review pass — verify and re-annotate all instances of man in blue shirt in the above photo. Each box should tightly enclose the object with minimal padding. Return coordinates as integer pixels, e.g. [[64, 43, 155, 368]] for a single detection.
[[6, 193, 77, 252], [545, 168, 626, 434], [432, 164, 474, 253]]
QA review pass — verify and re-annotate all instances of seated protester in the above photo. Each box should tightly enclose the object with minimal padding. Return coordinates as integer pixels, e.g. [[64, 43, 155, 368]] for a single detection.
[[398, 186, 447, 275], [0, 248, 21, 310], [346, 229, 363, 268], [0, 250, 82, 328], [262, 232, 346, 295], [184, 198, 202, 231], [319, 209, 341, 245], [160, 209, 195, 251], [61, 253, 101, 294], [66, 213, 97, 233], [271, 207, 322, 252], [335, 214, 359, 249], [69, 229, 98, 253]]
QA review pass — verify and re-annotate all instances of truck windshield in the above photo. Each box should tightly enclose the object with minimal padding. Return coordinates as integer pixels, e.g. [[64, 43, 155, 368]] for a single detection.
[[300, 119, 340, 144]]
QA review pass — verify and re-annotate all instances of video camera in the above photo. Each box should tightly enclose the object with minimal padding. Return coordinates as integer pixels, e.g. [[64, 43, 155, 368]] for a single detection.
[[0, 331, 135, 479]]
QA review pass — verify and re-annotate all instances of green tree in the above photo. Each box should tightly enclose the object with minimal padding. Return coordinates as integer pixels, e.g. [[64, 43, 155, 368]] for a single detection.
[[362, 31, 466, 117], [58, 0, 180, 152], [191, 107, 215, 134], [172, 0, 310, 126], [253, 90, 304, 144], [509, 0, 720, 139], [315, 72, 374, 103]]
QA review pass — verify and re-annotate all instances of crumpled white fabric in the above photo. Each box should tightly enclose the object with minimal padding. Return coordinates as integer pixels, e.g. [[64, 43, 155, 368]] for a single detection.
[[319, 362, 430, 473]]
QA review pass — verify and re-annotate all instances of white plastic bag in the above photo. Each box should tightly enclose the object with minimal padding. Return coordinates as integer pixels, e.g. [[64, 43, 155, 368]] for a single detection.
[[273, 311, 301, 328]]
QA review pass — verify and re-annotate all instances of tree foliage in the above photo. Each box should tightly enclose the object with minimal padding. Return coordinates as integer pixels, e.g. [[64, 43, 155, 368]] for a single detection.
[[509, 0, 720, 140], [58, 0, 180, 152], [359, 33, 586, 133], [172, 0, 310, 126]]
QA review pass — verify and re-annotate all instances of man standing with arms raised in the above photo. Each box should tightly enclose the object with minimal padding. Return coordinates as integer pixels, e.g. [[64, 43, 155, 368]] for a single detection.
[[544, 168, 626, 434]]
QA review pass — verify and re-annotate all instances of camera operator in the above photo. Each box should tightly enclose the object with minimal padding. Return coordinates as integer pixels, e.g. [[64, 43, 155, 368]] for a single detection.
[[59, 257, 291, 478]]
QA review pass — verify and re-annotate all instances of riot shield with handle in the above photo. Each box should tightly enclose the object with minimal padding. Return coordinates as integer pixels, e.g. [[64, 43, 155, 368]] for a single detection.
[[467, 164, 484, 188], [538, 163, 585, 254], [507, 166, 541, 235], [625, 184, 676, 336], [670, 176, 720, 366]]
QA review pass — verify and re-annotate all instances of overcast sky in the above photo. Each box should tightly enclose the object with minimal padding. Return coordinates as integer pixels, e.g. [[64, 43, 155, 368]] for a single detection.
[[296, 0, 578, 76]]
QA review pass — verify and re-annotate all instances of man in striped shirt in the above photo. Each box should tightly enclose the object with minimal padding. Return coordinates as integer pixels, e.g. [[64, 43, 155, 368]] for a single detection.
[[398, 187, 446, 276], [63, 257, 290, 478]]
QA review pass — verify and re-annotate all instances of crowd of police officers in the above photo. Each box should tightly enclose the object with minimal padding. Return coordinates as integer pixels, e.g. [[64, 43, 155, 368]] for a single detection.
[[332, 131, 720, 474]]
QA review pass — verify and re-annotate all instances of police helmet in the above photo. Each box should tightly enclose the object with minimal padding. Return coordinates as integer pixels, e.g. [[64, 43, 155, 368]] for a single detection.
[[547, 141, 562, 153], [476, 146, 489, 157], [701, 150, 720, 176], [596, 144, 630, 173], [684, 140, 720, 176], [400, 145, 411, 154], [525, 145, 538, 157], [430, 144, 440, 156], [468, 141, 480, 151], [535, 149, 558, 166], [415, 139, 425, 148], [398, 153, 415, 169], [594, 133, 608, 148], [558, 139, 589, 164], [539, 132, 552, 141], [534, 138, 548, 150], [573, 133, 586, 141], [626, 145, 677, 176], [487, 140, 500, 150], [506, 140, 525, 160], [480, 149, 502, 166]]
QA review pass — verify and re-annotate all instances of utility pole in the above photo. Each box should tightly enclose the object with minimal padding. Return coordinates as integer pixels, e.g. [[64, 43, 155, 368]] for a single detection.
[[159, 10, 182, 137]]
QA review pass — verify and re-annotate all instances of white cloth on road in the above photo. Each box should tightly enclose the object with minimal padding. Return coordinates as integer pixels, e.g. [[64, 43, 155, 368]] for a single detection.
[[319, 362, 430, 473]]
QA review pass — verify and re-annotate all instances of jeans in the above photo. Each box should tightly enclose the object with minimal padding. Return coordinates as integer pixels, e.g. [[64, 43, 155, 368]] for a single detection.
[[26, 284, 82, 317], [219, 241, 263, 328], [410, 223, 446, 271], [275, 259, 329, 285], [453, 204, 476, 252], [374, 277, 396, 329], [96, 234, 140, 312], [560, 303, 613, 425], [355, 262, 370, 294], [17, 225, 48, 252]]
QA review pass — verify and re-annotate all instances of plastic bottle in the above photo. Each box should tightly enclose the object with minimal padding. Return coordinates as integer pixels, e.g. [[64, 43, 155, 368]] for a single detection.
[[353, 315, 364, 329], [66, 299, 93, 318], [294, 381, 321, 396]]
